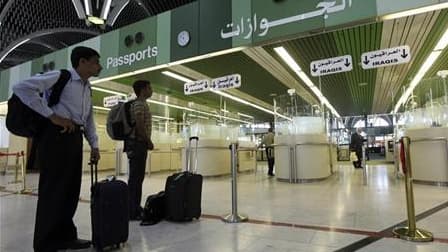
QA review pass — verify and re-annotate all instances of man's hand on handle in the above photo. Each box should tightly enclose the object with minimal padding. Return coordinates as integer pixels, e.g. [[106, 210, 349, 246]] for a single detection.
[[90, 148, 100, 164]]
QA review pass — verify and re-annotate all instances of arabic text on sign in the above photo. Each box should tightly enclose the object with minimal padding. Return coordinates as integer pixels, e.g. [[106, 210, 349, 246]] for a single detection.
[[361, 45, 411, 70], [220, 0, 352, 40]]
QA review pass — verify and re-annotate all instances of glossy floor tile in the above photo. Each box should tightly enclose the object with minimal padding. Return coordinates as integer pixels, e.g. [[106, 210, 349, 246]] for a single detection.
[[1, 162, 448, 251]]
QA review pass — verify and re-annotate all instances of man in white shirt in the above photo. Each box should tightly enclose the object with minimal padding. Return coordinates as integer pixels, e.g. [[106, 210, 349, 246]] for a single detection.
[[13, 46, 101, 252]]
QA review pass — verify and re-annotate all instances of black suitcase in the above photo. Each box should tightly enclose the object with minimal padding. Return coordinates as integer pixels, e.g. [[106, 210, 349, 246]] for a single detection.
[[141, 191, 166, 226], [90, 161, 129, 250], [165, 136, 203, 221]]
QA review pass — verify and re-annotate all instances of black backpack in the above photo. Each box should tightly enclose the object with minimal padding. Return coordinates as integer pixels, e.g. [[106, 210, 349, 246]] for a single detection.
[[6, 69, 71, 137], [106, 100, 136, 140], [140, 191, 166, 226]]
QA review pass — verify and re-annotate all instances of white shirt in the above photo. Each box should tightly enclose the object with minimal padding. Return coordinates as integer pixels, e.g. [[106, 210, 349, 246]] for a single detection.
[[12, 69, 98, 148]]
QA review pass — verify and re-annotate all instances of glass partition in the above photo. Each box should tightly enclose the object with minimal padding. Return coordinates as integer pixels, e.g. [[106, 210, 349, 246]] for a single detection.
[[403, 76, 448, 129], [274, 92, 324, 135]]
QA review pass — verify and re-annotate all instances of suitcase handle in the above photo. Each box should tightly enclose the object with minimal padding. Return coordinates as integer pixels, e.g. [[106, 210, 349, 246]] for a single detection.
[[89, 159, 98, 187], [187, 136, 199, 173]]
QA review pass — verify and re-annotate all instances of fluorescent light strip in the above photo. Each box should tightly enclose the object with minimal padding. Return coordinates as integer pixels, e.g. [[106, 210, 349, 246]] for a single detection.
[[434, 28, 448, 51], [90, 87, 249, 122], [393, 27, 448, 113], [381, 3, 448, 21], [91, 86, 127, 96], [237, 112, 254, 119], [93, 105, 173, 121], [147, 99, 251, 124], [161, 71, 192, 83], [211, 90, 292, 121], [100, 0, 112, 19], [90, 47, 246, 85], [84, 0, 91, 15], [93, 106, 110, 111], [153, 115, 174, 120], [274, 46, 341, 118], [160, 70, 291, 121], [188, 114, 209, 120]]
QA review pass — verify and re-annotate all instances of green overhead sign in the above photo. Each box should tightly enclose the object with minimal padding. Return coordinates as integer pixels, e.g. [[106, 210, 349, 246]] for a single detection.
[[1, 0, 447, 101]]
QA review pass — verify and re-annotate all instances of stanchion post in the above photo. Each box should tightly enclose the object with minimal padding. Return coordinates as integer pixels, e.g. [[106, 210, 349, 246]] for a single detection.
[[362, 143, 367, 185], [222, 143, 248, 223], [20, 151, 27, 193], [393, 136, 433, 242]]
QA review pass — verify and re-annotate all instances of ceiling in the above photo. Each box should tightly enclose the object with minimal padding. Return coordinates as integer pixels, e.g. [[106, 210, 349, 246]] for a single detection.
[[2, 1, 448, 123], [0, 0, 196, 69], [108, 8, 448, 122]]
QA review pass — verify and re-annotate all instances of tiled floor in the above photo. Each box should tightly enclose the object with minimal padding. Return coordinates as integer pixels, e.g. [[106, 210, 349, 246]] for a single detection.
[[1, 162, 447, 251]]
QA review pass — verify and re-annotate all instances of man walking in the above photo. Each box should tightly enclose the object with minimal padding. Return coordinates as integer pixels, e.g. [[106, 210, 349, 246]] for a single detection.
[[261, 127, 275, 176], [350, 128, 364, 169], [125, 80, 154, 220], [13, 46, 102, 251]]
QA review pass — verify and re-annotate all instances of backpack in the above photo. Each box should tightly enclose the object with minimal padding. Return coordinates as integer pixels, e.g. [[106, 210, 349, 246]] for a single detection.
[[140, 191, 166, 226], [106, 100, 135, 140], [6, 69, 71, 138]]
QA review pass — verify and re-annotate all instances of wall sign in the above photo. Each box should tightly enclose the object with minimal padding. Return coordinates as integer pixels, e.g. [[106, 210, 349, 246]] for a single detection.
[[310, 55, 352, 77], [361, 45, 411, 70], [220, 0, 353, 40]]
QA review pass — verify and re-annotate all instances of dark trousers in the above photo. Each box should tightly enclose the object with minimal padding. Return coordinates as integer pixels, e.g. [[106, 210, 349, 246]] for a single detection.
[[33, 123, 83, 252], [266, 147, 275, 175], [125, 139, 148, 218], [353, 149, 362, 168]]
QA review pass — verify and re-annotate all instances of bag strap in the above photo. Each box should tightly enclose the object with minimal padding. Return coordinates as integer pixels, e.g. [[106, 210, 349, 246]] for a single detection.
[[48, 69, 71, 107], [125, 100, 136, 127]]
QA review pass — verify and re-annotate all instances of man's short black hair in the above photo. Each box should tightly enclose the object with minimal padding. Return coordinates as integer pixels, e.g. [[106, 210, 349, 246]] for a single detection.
[[70, 46, 100, 68], [268, 128, 273, 132], [133, 80, 151, 96]]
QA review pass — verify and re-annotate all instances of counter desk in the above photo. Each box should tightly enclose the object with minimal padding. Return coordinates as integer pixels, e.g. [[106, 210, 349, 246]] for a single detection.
[[405, 127, 448, 185], [274, 134, 332, 183]]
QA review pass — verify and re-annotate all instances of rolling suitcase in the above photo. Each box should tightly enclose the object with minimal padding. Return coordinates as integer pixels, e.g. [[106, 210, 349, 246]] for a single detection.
[[90, 161, 129, 250], [165, 136, 203, 221]]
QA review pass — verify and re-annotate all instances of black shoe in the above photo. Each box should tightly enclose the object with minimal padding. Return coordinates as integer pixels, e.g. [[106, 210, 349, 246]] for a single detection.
[[130, 214, 143, 221], [58, 239, 91, 250], [268, 173, 275, 176]]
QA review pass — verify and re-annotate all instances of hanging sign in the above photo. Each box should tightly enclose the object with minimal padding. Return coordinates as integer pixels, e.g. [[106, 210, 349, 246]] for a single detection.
[[211, 74, 241, 91], [103, 95, 123, 107], [310, 55, 352, 77], [361, 45, 411, 70], [184, 79, 211, 95]]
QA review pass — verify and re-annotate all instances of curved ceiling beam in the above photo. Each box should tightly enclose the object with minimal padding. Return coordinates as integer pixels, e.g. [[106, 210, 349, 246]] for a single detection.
[[0, 28, 99, 64], [134, 0, 151, 16], [27, 39, 59, 51]]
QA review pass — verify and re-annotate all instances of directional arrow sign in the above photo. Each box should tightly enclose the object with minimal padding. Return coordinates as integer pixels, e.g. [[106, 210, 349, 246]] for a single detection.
[[103, 95, 123, 107], [184, 79, 211, 95], [310, 55, 353, 77], [361, 45, 411, 70], [211, 74, 241, 91]]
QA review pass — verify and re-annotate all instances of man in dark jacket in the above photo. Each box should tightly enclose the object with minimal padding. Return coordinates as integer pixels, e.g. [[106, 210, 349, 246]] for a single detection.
[[350, 128, 364, 168]]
